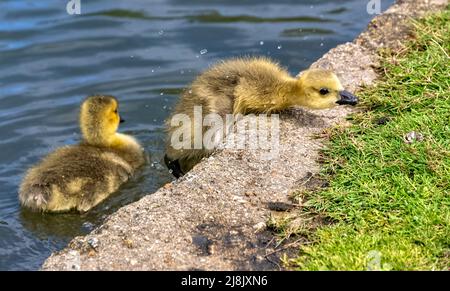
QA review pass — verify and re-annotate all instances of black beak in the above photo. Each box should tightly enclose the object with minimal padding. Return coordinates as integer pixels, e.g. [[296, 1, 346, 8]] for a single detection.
[[120, 117, 125, 123], [337, 90, 358, 106]]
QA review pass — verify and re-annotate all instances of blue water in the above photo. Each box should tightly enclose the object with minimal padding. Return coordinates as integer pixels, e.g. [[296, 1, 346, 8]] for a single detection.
[[0, 0, 394, 270]]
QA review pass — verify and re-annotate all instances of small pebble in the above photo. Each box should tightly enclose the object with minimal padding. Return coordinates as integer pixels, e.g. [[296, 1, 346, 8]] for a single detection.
[[87, 237, 99, 250], [253, 222, 266, 232], [81, 222, 94, 231], [208, 244, 216, 255], [123, 238, 134, 248], [404, 131, 424, 144]]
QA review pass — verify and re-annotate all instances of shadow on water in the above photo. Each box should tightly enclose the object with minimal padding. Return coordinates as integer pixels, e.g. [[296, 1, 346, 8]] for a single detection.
[[281, 28, 335, 37], [0, 0, 395, 270], [86, 9, 177, 21], [186, 12, 337, 23], [88, 9, 337, 23]]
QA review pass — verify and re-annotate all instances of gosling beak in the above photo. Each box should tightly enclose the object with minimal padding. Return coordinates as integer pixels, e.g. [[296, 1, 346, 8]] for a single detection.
[[120, 118, 125, 123], [337, 90, 358, 106]]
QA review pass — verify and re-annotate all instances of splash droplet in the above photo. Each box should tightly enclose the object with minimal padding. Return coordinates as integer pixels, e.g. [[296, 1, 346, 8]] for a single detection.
[[277, 45, 282, 50], [200, 49, 208, 55], [259, 41, 264, 46]]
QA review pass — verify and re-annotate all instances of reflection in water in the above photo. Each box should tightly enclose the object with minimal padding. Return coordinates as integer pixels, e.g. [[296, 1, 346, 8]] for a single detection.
[[0, 0, 394, 270]]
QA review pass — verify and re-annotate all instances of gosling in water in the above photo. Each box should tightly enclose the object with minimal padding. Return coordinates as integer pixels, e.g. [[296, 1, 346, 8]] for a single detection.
[[164, 57, 358, 177], [19, 95, 146, 213]]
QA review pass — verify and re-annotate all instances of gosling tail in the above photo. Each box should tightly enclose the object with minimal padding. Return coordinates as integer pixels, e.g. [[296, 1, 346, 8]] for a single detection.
[[19, 184, 50, 212]]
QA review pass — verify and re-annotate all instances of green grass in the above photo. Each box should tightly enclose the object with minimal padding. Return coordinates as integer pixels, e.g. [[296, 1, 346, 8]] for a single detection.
[[285, 8, 450, 270]]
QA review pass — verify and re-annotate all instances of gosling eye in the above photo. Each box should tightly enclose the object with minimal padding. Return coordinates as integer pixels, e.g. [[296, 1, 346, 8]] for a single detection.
[[113, 109, 118, 114], [319, 88, 330, 95]]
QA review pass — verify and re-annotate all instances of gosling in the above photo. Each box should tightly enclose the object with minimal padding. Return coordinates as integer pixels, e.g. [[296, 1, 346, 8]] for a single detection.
[[19, 95, 146, 213], [164, 57, 358, 177]]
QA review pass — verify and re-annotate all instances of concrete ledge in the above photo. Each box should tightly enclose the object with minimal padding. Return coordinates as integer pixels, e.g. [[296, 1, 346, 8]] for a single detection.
[[42, 0, 448, 270]]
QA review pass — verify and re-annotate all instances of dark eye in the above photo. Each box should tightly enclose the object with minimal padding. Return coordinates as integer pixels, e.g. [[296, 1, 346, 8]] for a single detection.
[[114, 109, 118, 114], [319, 88, 329, 95]]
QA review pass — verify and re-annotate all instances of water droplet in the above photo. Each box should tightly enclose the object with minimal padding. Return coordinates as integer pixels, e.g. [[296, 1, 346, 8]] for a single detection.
[[259, 41, 264, 46], [180, 70, 185, 74], [195, 55, 200, 58], [163, 105, 167, 109], [151, 69, 155, 73], [277, 45, 282, 50], [130, 55, 134, 58], [200, 49, 208, 55], [160, 92, 164, 96], [188, 90, 192, 94], [320, 43, 324, 47], [158, 30, 164, 35]]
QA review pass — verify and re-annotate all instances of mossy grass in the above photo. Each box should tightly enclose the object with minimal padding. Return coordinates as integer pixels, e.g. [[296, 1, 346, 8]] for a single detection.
[[283, 7, 449, 270]]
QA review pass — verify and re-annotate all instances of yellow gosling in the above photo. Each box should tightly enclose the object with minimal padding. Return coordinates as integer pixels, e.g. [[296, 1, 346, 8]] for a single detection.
[[19, 95, 146, 213], [164, 57, 358, 177]]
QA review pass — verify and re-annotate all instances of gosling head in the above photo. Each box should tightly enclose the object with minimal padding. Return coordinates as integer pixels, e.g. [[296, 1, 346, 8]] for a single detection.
[[295, 69, 358, 109], [80, 95, 125, 146]]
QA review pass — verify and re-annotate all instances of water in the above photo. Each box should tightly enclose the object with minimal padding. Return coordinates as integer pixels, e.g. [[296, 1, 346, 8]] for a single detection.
[[0, 0, 394, 270]]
